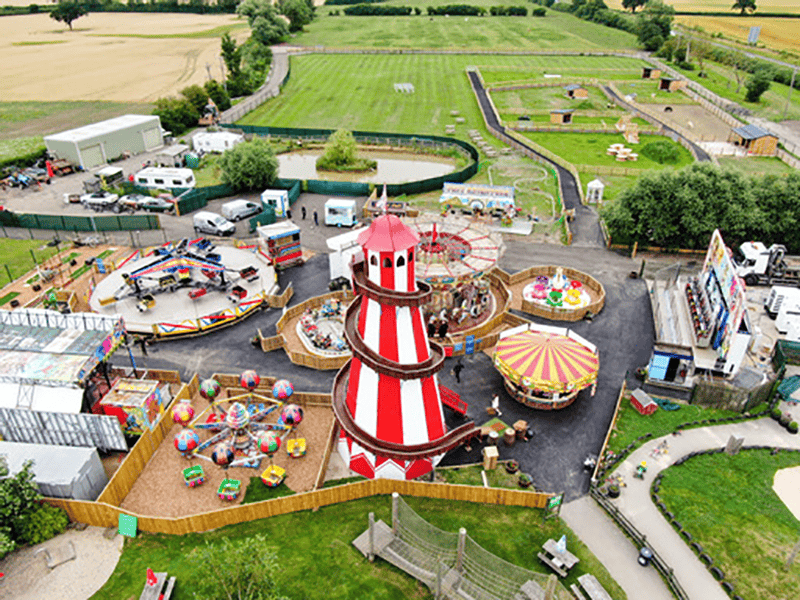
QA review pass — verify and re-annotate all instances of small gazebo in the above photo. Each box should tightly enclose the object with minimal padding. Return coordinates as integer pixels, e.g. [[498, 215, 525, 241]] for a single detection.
[[586, 179, 605, 205]]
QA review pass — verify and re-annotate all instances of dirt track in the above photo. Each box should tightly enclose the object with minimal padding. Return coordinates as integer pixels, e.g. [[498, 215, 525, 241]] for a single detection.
[[3, 13, 248, 102]]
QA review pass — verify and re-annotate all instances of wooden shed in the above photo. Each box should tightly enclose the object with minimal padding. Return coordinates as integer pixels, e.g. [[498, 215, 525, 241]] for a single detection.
[[642, 67, 661, 79], [659, 78, 687, 92], [728, 124, 778, 157], [630, 388, 658, 416], [564, 84, 589, 100], [550, 109, 574, 125]]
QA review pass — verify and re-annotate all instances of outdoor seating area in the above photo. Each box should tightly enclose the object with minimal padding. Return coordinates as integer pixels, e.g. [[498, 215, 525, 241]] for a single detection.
[[606, 144, 638, 161], [576, 573, 613, 600], [537, 538, 579, 578]]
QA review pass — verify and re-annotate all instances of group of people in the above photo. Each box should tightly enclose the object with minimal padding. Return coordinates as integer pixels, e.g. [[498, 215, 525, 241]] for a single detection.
[[426, 313, 450, 341]]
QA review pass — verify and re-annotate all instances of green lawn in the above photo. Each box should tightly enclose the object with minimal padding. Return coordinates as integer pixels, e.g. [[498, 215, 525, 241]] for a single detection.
[[240, 476, 296, 504], [297, 6, 638, 52], [576, 172, 639, 206], [0, 239, 60, 289], [520, 131, 695, 170], [659, 449, 800, 600], [718, 156, 797, 176], [0, 136, 45, 165], [480, 56, 649, 86], [613, 82, 697, 105], [491, 85, 620, 114], [90, 496, 626, 600], [607, 394, 743, 454]]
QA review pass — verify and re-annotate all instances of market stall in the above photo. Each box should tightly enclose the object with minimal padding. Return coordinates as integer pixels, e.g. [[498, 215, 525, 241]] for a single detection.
[[99, 378, 168, 436]]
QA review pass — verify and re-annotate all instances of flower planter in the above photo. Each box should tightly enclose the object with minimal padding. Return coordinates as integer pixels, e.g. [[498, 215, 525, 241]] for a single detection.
[[607, 484, 621, 498], [505, 461, 519, 474], [518, 474, 533, 488]]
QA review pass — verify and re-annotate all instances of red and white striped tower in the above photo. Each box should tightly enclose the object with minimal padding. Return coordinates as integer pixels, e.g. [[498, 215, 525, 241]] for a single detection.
[[332, 214, 477, 480]]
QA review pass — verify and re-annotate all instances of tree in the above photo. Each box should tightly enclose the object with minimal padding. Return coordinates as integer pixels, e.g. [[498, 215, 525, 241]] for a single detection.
[[250, 14, 289, 46], [279, 0, 313, 32], [724, 49, 749, 92], [152, 97, 199, 135], [204, 79, 231, 112], [745, 68, 772, 102], [220, 32, 242, 80], [320, 129, 357, 168], [49, 1, 87, 30], [691, 39, 712, 74], [219, 138, 278, 191], [622, 0, 645, 14], [732, 0, 756, 15], [191, 535, 289, 600], [180, 85, 210, 115], [636, 1, 674, 52], [0, 460, 40, 542]]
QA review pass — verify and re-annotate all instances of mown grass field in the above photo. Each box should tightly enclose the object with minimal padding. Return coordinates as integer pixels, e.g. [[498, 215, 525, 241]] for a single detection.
[[659, 449, 800, 600], [299, 3, 638, 51], [0, 239, 60, 289], [90, 496, 626, 600], [478, 56, 649, 86], [718, 156, 797, 175]]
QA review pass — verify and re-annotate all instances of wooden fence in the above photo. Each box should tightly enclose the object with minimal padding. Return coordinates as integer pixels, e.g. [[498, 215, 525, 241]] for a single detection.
[[313, 418, 340, 491], [266, 282, 294, 308], [577, 164, 647, 177], [47, 478, 552, 535], [487, 79, 601, 92], [592, 380, 627, 482]]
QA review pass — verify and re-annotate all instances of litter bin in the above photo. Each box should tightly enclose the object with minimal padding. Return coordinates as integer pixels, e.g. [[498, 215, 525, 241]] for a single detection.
[[504, 428, 516, 446], [638, 547, 654, 567]]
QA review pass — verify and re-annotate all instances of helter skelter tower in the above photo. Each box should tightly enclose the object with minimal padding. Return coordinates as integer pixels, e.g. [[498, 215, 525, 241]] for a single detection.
[[332, 214, 478, 480]]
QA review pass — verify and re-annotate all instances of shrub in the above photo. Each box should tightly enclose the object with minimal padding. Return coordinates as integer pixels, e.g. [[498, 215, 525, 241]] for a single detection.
[[0, 530, 16, 560], [15, 504, 69, 546], [639, 140, 682, 164], [771, 408, 782, 420], [428, 5, 486, 16], [607, 483, 620, 498], [316, 129, 377, 172], [780, 413, 792, 427], [789, 422, 798, 434], [343, 4, 411, 14], [219, 138, 278, 192], [531, 6, 546, 16], [152, 97, 198, 136]]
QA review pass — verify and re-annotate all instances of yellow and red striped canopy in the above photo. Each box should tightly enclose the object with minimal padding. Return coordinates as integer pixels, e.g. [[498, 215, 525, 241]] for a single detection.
[[493, 330, 599, 393]]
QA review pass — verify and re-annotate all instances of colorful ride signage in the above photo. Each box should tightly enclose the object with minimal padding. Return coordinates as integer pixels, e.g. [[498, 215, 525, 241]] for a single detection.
[[702, 230, 747, 359]]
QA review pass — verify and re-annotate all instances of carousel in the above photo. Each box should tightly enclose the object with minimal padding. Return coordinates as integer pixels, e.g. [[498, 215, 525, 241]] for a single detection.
[[493, 325, 599, 410]]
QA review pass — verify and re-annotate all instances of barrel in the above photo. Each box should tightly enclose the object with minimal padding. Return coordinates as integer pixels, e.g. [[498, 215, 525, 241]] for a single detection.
[[504, 428, 516, 446]]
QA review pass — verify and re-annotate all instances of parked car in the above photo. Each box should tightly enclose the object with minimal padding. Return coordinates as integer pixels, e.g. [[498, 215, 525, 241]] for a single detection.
[[80, 191, 119, 212], [118, 194, 151, 212], [138, 197, 175, 213], [63, 193, 81, 204]]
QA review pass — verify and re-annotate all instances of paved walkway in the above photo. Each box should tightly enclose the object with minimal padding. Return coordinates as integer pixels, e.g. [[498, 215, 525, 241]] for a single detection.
[[589, 417, 800, 600]]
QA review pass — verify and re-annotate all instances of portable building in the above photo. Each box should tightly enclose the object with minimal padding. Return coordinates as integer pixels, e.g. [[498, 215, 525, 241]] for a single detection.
[[0, 441, 108, 500], [155, 144, 190, 167], [327, 226, 369, 281], [261, 189, 290, 217], [659, 78, 687, 92], [135, 167, 195, 189], [44, 115, 163, 170], [641, 67, 661, 79], [728, 124, 778, 157], [325, 198, 358, 227], [192, 131, 245, 154]]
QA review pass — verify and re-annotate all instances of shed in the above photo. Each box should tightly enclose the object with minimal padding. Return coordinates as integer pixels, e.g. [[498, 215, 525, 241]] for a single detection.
[[564, 84, 589, 99], [44, 115, 163, 170], [659, 78, 687, 93], [642, 67, 661, 79], [550, 109, 574, 125], [192, 131, 245, 154], [586, 178, 605, 204], [0, 441, 109, 500], [630, 388, 658, 416], [155, 144, 190, 168], [728, 124, 778, 157]]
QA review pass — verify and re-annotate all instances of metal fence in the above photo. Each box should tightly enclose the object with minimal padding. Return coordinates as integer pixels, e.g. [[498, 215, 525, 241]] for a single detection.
[[0, 210, 160, 232], [0, 407, 127, 452], [219, 54, 292, 124], [0, 226, 169, 249]]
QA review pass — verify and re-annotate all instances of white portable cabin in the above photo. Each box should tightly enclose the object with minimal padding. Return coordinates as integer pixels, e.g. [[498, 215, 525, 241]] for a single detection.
[[327, 226, 368, 281], [777, 298, 800, 334], [192, 131, 245, 154], [261, 189, 290, 218], [44, 114, 163, 170], [765, 286, 800, 319], [325, 198, 358, 227], [135, 167, 195, 189], [0, 441, 109, 501]]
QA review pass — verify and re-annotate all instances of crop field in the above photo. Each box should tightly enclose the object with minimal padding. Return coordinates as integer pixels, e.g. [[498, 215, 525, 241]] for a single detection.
[[604, 0, 800, 13], [675, 16, 800, 54], [1, 13, 248, 102], [297, 5, 638, 51], [480, 56, 649, 86], [0, 101, 152, 139]]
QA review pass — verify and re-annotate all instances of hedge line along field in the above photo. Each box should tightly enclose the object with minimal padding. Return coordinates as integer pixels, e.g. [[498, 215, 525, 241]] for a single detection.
[[240, 54, 648, 135], [2, 13, 247, 102], [296, 6, 638, 51]]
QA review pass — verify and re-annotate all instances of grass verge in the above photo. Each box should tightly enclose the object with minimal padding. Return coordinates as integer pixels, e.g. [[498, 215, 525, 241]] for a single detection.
[[89, 496, 626, 600], [659, 449, 800, 600], [0, 239, 60, 289], [240, 476, 296, 504]]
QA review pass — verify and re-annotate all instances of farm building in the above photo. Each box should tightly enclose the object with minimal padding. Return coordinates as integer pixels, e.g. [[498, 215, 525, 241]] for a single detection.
[[564, 84, 589, 99], [550, 109, 574, 124], [642, 67, 661, 79], [0, 441, 109, 501], [659, 78, 687, 93], [44, 115, 163, 170], [155, 144, 190, 167], [728, 124, 778, 156], [192, 130, 245, 154]]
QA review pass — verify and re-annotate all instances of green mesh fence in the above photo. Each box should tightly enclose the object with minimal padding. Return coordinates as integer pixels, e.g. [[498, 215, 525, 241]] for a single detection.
[[306, 179, 370, 197], [2, 212, 159, 232], [248, 206, 277, 232]]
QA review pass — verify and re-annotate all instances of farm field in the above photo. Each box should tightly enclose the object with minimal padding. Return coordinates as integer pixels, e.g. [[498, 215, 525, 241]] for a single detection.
[[478, 56, 649, 86], [604, 0, 800, 13], [659, 449, 800, 600], [0, 101, 151, 140], [1, 13, 247, 102], [296, 6, 638, 51], [675, 16, 800, 54]]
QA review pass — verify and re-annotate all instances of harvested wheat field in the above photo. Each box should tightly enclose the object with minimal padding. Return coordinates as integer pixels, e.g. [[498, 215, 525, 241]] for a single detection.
[[3, 13, 248, 102], [120, 390, 335, 518], [675, 16, 800, 54]]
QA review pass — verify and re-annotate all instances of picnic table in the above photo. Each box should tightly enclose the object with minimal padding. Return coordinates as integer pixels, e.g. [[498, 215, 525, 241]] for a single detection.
[[537, 538, 579, 577], [577, 574, 613, 600], [140, 572, 176, 600]]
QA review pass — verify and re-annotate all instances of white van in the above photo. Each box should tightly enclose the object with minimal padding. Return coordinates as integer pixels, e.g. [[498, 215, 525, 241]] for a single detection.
[[222, 199, 262, 222], [261, 189, 289, 217], [135, 167, 195, 189], [193, 211, 236, 237]]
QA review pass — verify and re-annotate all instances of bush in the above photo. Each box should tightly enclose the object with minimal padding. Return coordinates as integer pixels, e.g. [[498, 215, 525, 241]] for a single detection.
[[316, 129, 377, 172], [15, 504, 69, 546], [639, 140, 682, 164], [343, 4, 411, 15], [531, 6, 546, 15], [780, 413, 792, 427], [428, 5, 486, 16], [152, 96, 198, 136], [0, 530, 16, 560], [789, 422, 799, 434], [771, 408, 782, 420], [219, 138, 278, 192], [490, 6, 527, 16]]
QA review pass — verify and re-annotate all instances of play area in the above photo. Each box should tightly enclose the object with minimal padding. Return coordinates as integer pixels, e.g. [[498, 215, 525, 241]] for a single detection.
[[120, 373, 335, 518], [296, 298, 349, 356], [88, 238, 277, 335]]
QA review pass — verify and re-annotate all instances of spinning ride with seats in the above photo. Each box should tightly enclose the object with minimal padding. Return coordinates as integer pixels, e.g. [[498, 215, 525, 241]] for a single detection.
[[522, 267, 591, 310]]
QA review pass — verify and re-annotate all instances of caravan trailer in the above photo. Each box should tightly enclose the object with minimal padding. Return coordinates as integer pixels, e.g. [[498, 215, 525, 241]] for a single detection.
[[135, 167, 195, 189]]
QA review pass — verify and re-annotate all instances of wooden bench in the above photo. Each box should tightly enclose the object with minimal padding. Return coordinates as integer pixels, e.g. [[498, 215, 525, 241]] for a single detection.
[[577, 574, 612, 600], [537, 552, 567, 578], [140, 573, 176, 600], [570, 583, 588, 600]]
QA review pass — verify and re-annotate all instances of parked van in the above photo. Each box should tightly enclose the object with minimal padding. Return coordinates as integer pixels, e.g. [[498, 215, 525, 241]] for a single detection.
[[193, 211, 235, 237], [261, 189, 289, 218], [325, 198, 357, 227], [222, 199, 262, 222], [135, 167, 195, 189]]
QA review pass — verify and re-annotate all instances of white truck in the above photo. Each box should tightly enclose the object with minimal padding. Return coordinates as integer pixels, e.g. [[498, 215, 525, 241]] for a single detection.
[[735, 242, 800, 287]]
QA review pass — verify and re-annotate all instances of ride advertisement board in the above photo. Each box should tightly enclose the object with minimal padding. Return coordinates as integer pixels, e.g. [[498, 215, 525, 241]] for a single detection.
[[702, 230, 746, 359]]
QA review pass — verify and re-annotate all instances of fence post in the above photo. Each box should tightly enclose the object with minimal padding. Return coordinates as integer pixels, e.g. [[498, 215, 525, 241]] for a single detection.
[[456, 528, 466, 573], [129, 230, 136, 247], [391, 492, 399, 535], [368, 512, 375, 562]]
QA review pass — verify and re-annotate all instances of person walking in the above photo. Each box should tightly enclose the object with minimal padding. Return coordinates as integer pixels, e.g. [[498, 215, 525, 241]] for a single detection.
[[301, 206, 307, 220], [313, 210, 319, 227], [453, 360, 464, 384], [491, 393, 502, 417]]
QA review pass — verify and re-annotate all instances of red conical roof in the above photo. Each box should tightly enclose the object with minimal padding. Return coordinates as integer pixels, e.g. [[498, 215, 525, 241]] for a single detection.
[[358, 214, 419, 253]]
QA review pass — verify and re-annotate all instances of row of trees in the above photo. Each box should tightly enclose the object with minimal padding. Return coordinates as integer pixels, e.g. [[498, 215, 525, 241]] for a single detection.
[[153, 80, 231, 135], [602, 164, 800, 253]]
